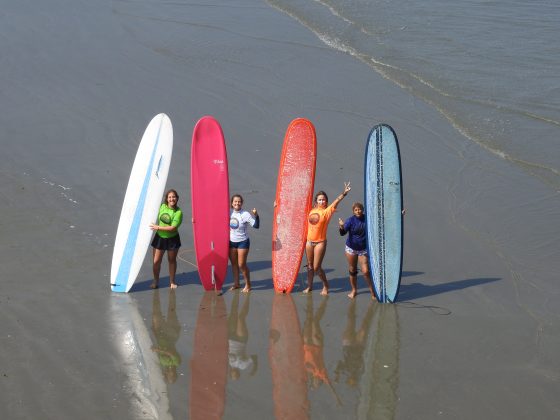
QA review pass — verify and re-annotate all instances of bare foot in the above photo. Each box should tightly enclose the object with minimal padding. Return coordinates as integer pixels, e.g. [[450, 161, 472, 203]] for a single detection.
[[242, 286, 251, 293], [150, 282, 159, 289], [170, 283, 177, 289], [229, 284, 241, 291], [347, 291, 357, 299], [371, 294, 377, 301], [302, 287, 312, 294], [320, 287, 329, 296]]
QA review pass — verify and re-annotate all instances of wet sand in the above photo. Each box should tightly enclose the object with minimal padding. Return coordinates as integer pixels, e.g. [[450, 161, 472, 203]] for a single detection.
[[1, 0, 559, 419]]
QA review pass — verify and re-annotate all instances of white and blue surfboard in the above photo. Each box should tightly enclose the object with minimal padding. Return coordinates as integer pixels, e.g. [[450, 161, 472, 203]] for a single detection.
[[111, 114, 173, 293], [364, 124, 403, 303]]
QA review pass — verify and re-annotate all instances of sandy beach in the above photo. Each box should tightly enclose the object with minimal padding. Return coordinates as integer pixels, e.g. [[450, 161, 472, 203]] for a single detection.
[[1, 0, 559, 419]]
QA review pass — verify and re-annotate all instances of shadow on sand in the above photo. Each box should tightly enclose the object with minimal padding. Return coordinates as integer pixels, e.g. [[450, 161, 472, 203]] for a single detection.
[[131, 270, 200, 292], [328, 271, 425, 295], [398, 277, 501, 300], [325, 273, 499, 302], [132, 259, 276, 292], [247, 262, 336, 292]]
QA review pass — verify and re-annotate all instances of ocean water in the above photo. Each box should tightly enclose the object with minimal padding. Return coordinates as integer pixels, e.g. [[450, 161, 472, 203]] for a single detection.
[[267, 0, 560, 188]]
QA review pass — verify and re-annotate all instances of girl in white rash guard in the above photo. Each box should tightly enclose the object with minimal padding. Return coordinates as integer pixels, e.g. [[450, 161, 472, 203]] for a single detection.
[[229, 194, 259, 292]]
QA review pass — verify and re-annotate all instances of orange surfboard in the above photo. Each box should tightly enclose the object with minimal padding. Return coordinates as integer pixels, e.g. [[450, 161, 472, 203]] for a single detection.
[[272, 118, 317, 293]]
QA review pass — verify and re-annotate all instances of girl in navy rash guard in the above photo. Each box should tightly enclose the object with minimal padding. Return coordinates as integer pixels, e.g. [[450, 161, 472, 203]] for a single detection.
[[338, 202, 376, 300]]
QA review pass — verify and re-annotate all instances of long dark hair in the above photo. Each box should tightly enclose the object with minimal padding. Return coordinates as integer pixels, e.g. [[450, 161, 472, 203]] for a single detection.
[[313, 191, 328, 207], [231, 194, 244, 207], [164, 189, 179, 208]]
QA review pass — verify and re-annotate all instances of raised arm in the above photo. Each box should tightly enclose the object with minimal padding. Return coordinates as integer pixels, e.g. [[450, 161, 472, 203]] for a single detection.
[[331, 182, 351, 210]]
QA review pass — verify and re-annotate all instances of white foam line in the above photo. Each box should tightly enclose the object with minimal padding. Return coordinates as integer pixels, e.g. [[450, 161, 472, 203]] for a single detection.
[[311, 0, 352, 24], [268, 3, 560, 185]]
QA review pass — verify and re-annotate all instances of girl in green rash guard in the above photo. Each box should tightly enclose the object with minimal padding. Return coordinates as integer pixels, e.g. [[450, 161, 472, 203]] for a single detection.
[[149, 189, 183, 289]]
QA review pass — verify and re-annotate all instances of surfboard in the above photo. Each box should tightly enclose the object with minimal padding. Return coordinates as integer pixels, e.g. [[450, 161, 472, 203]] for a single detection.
[[111, 113, 173, 293], [191, 116, 230, 291], [189, 293, 228, 420], [272, 118, 317, 293], [364, 124, 403, 303], [269, 294, 309, 419]]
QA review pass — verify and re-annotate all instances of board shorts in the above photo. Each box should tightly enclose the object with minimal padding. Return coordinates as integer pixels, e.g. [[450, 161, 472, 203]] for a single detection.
[[230, 238, 250, 249], [151, 233, 181, 251], [345, 245, 367, 256]]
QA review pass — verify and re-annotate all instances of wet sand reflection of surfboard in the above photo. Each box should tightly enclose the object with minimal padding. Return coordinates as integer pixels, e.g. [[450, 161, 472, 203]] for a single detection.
[[269, 294, 309, 419], [364, 124, 403, 303], [189, 293, 228, 420], [358, 304, 400, 420], [272, 118, 317, 293], [110, 295, 171, 419]]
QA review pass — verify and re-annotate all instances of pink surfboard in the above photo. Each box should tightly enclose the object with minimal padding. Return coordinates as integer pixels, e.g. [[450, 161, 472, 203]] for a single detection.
[[191, 116, 230, 291]]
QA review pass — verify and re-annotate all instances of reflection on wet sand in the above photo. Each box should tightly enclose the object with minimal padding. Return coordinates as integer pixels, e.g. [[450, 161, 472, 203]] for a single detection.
[[228, 291, 258, 380], [335, 299, 377, 388], [358, 304, 400, 420], [269, 294, 309, 419], [190, 293, 228, 420], [110, 294, 171, 419], [151, 289, 182, 384], [303, 296, 342, 406]]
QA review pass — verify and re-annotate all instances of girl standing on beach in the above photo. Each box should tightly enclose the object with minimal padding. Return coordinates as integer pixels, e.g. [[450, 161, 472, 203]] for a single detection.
[[229, 194, 259, 292], [304, 182, 351, 295], [149, 189, 183, 289], [338, 202, 375, 300]]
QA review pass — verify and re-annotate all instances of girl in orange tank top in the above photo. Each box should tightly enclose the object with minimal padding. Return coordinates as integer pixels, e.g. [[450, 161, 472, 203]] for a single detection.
[[303, 182, 351, 295]]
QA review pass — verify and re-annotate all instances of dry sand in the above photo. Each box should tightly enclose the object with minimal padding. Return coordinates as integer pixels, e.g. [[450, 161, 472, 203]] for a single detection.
[[1, 0, 558, 419]]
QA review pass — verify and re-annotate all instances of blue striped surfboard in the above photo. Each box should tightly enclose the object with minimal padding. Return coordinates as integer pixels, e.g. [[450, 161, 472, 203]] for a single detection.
[[111, 114, 173, 293], [364, 124, 403, 303]]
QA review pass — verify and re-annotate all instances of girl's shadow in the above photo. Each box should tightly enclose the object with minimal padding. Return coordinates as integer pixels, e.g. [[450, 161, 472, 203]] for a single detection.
[[131, 270, 200, 292], [328, 271, 424, 294]]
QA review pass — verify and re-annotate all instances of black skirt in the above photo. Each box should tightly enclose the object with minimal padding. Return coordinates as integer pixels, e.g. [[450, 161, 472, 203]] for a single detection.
[[151, 233, 181, 251]]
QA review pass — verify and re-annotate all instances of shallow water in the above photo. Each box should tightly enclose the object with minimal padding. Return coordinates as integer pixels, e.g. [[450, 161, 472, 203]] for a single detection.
[[267, 0, 560, 188]]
